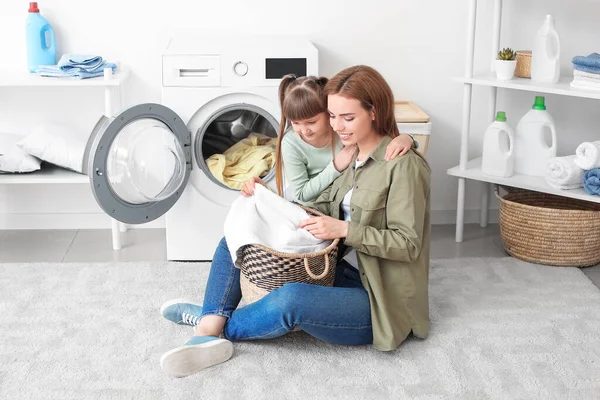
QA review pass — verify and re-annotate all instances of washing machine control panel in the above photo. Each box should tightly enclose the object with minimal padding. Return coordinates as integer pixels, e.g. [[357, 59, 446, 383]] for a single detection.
[[233, 61, 249, 77], [163, 39, 318, 87]]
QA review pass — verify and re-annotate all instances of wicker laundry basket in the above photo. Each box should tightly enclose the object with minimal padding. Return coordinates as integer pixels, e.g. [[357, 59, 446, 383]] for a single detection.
[[496, 187, 600, 267], [238, 206, 339, 304]]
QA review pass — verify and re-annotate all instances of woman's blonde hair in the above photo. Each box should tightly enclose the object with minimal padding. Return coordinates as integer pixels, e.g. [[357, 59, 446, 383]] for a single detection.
[[324, 65, 400, 139], [275, 74, 332, 197]]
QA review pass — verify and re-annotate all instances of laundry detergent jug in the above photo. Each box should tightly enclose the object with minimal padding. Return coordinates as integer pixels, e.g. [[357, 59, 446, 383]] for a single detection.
[[514, 96, 557, 177], [481, 112, 515, 177], [531, 14, 561, 84], [26, 2, 56, 72]]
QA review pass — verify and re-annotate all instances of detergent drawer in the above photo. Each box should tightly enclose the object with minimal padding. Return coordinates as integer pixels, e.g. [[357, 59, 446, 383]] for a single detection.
[[163, 55, 221, 87]]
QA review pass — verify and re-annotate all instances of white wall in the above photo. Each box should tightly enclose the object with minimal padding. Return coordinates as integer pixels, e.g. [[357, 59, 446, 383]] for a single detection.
[[1, 0, 599, 229]]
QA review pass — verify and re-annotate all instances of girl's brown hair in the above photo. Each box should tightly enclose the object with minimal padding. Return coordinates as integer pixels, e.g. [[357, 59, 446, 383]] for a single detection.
[[324, 65, 399, 139], [275, 74, 331, 196]]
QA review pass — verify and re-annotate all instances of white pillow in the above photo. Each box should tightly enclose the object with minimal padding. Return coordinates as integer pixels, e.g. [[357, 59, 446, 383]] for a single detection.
[[0, 133, 42, 173], [17, 123, 87, 173]]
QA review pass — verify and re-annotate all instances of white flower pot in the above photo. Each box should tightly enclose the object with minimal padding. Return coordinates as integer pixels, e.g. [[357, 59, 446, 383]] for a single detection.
[[495, 59, 517, 80]]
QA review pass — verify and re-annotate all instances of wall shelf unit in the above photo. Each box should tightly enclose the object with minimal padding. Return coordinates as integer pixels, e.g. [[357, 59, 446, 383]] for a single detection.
[[0, 68, 130, 250], [447, 0, 600, 242]]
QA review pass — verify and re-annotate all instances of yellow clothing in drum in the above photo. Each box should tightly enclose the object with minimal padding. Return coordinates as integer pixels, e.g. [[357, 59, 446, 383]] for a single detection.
[[206, 134, 276, 190]]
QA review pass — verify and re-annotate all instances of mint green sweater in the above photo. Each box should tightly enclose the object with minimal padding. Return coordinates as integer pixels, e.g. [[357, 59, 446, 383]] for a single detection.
[[280, 131, 344, 204]]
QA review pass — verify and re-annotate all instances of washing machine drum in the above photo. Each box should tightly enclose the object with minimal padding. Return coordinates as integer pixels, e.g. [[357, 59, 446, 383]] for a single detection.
[[197, 106, 278, 190], [86, 103, 192, 224]]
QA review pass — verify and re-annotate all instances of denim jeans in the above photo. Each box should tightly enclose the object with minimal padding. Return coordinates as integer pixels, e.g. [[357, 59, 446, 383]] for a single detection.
[[200, 237, 373, 346]]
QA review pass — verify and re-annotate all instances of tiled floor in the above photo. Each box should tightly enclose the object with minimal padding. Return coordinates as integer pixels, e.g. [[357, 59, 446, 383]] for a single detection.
[[1, 224, 599, 288]]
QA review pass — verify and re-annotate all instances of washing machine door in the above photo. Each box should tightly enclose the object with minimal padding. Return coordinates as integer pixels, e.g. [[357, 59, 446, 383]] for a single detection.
[[85, 103, 191, 224]]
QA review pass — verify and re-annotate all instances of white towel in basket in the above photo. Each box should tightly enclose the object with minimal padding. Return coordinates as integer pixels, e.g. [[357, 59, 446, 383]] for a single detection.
[[573, 140, 600, 170], [224, 184, 331, 267], [544, 155, 584, 190]]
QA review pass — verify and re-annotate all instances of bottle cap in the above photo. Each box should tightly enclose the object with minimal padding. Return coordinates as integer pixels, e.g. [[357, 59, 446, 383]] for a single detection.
[[533, 96, 546, 110], [495, 111, 507, 122], [29, 2, 39, 12]]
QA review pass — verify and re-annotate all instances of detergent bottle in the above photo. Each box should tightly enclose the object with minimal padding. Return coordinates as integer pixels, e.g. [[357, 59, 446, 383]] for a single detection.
[[513, 96, 557, 177], [481, 111, 515, 178], [531, 14, 561, 84], [26, 2, 56, 72]]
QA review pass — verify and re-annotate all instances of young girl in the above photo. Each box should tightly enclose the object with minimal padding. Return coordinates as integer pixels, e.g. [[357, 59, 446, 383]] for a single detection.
[[241, 74, 416, 203], [158, 66, 431, 378]]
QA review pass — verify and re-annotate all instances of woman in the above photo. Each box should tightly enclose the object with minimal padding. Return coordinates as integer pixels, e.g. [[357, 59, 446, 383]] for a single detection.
[[159, 66, 431, 378], [242, 74, 416, 203]]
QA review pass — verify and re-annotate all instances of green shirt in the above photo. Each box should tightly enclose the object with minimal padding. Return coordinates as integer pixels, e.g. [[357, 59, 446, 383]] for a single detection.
[[281, 131, 344, 204], [308, 136, 431, 351]]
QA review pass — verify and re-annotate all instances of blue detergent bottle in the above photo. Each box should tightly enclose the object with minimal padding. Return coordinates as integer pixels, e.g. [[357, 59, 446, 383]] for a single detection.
[[26, 2, 56, 72]]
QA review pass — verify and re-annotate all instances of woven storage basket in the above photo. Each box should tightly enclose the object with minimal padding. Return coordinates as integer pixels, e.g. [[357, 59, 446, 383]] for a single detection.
[[238, 206, 339, 304], [496, 188, 600, 267], [515, 50, 532, 78]]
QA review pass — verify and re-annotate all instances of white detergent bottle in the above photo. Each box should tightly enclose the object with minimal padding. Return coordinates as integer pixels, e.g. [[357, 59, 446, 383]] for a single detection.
[[531, 14, 561, 84], [481, 111, 515, 177], [513, 96, 557, 177]]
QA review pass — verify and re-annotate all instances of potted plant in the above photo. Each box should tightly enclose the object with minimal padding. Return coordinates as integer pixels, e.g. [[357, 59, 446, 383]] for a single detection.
[[495, 48, 517, 80]]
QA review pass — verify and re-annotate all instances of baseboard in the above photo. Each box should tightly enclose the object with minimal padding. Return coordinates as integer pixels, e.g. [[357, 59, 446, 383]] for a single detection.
[[431, 208, 499, 225], [0, 210, 494, 230], [0, 213, 165, 230]]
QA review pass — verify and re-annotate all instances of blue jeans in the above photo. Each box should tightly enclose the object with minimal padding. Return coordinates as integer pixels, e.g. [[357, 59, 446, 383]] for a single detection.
[[200, 237, 373, 346]]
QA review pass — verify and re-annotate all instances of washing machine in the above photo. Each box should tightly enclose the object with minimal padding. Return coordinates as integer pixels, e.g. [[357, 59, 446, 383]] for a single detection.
[[83, 37, 318, 260]]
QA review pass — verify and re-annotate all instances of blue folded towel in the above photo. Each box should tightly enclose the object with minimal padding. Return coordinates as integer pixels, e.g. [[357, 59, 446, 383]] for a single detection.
[[58, 54, 107, 71], [35, 54, 116, 79], [572, 53, 600, 68], [583, 168, 600, 195], [573, 64, 600, 74], [572, 53, 600, 74]]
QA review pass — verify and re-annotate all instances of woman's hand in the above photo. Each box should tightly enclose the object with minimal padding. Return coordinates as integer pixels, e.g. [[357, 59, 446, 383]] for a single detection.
[[240, 177, 265, 197], [298, 216, 349, 240], [333, 144, 357, 172], [385, 134, 414, 161]]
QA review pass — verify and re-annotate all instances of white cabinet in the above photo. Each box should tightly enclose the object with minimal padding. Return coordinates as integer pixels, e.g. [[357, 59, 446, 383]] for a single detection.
[[0, 68, 130, 250], [447, 0, 600, 242]]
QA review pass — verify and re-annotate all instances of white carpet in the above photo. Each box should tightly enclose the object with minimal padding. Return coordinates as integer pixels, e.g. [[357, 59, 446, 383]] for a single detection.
[[1, 257, 599, 400]]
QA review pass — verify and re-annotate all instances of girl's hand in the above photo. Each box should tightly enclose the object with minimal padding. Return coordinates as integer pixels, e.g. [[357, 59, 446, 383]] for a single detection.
[[333, 144, 357, 172], [241, 177, 265, 197], [385, 134, 414, 161], [298, 216, 349, 240]]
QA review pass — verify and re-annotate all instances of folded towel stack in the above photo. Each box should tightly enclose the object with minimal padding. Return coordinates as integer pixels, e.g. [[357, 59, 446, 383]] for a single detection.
[[571, 53, 600, 91], [544, 155, 585, 190], [35, 54, 117, 79]]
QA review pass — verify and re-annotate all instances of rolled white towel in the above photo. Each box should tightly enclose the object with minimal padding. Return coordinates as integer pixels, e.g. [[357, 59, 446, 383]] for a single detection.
[[545, 155, 584, 190], [573, 141, 600, 170]]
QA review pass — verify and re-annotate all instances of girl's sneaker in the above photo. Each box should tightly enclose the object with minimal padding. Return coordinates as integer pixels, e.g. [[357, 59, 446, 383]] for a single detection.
[[160, 298, 203, 326], [160, 336, 234, 377]]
